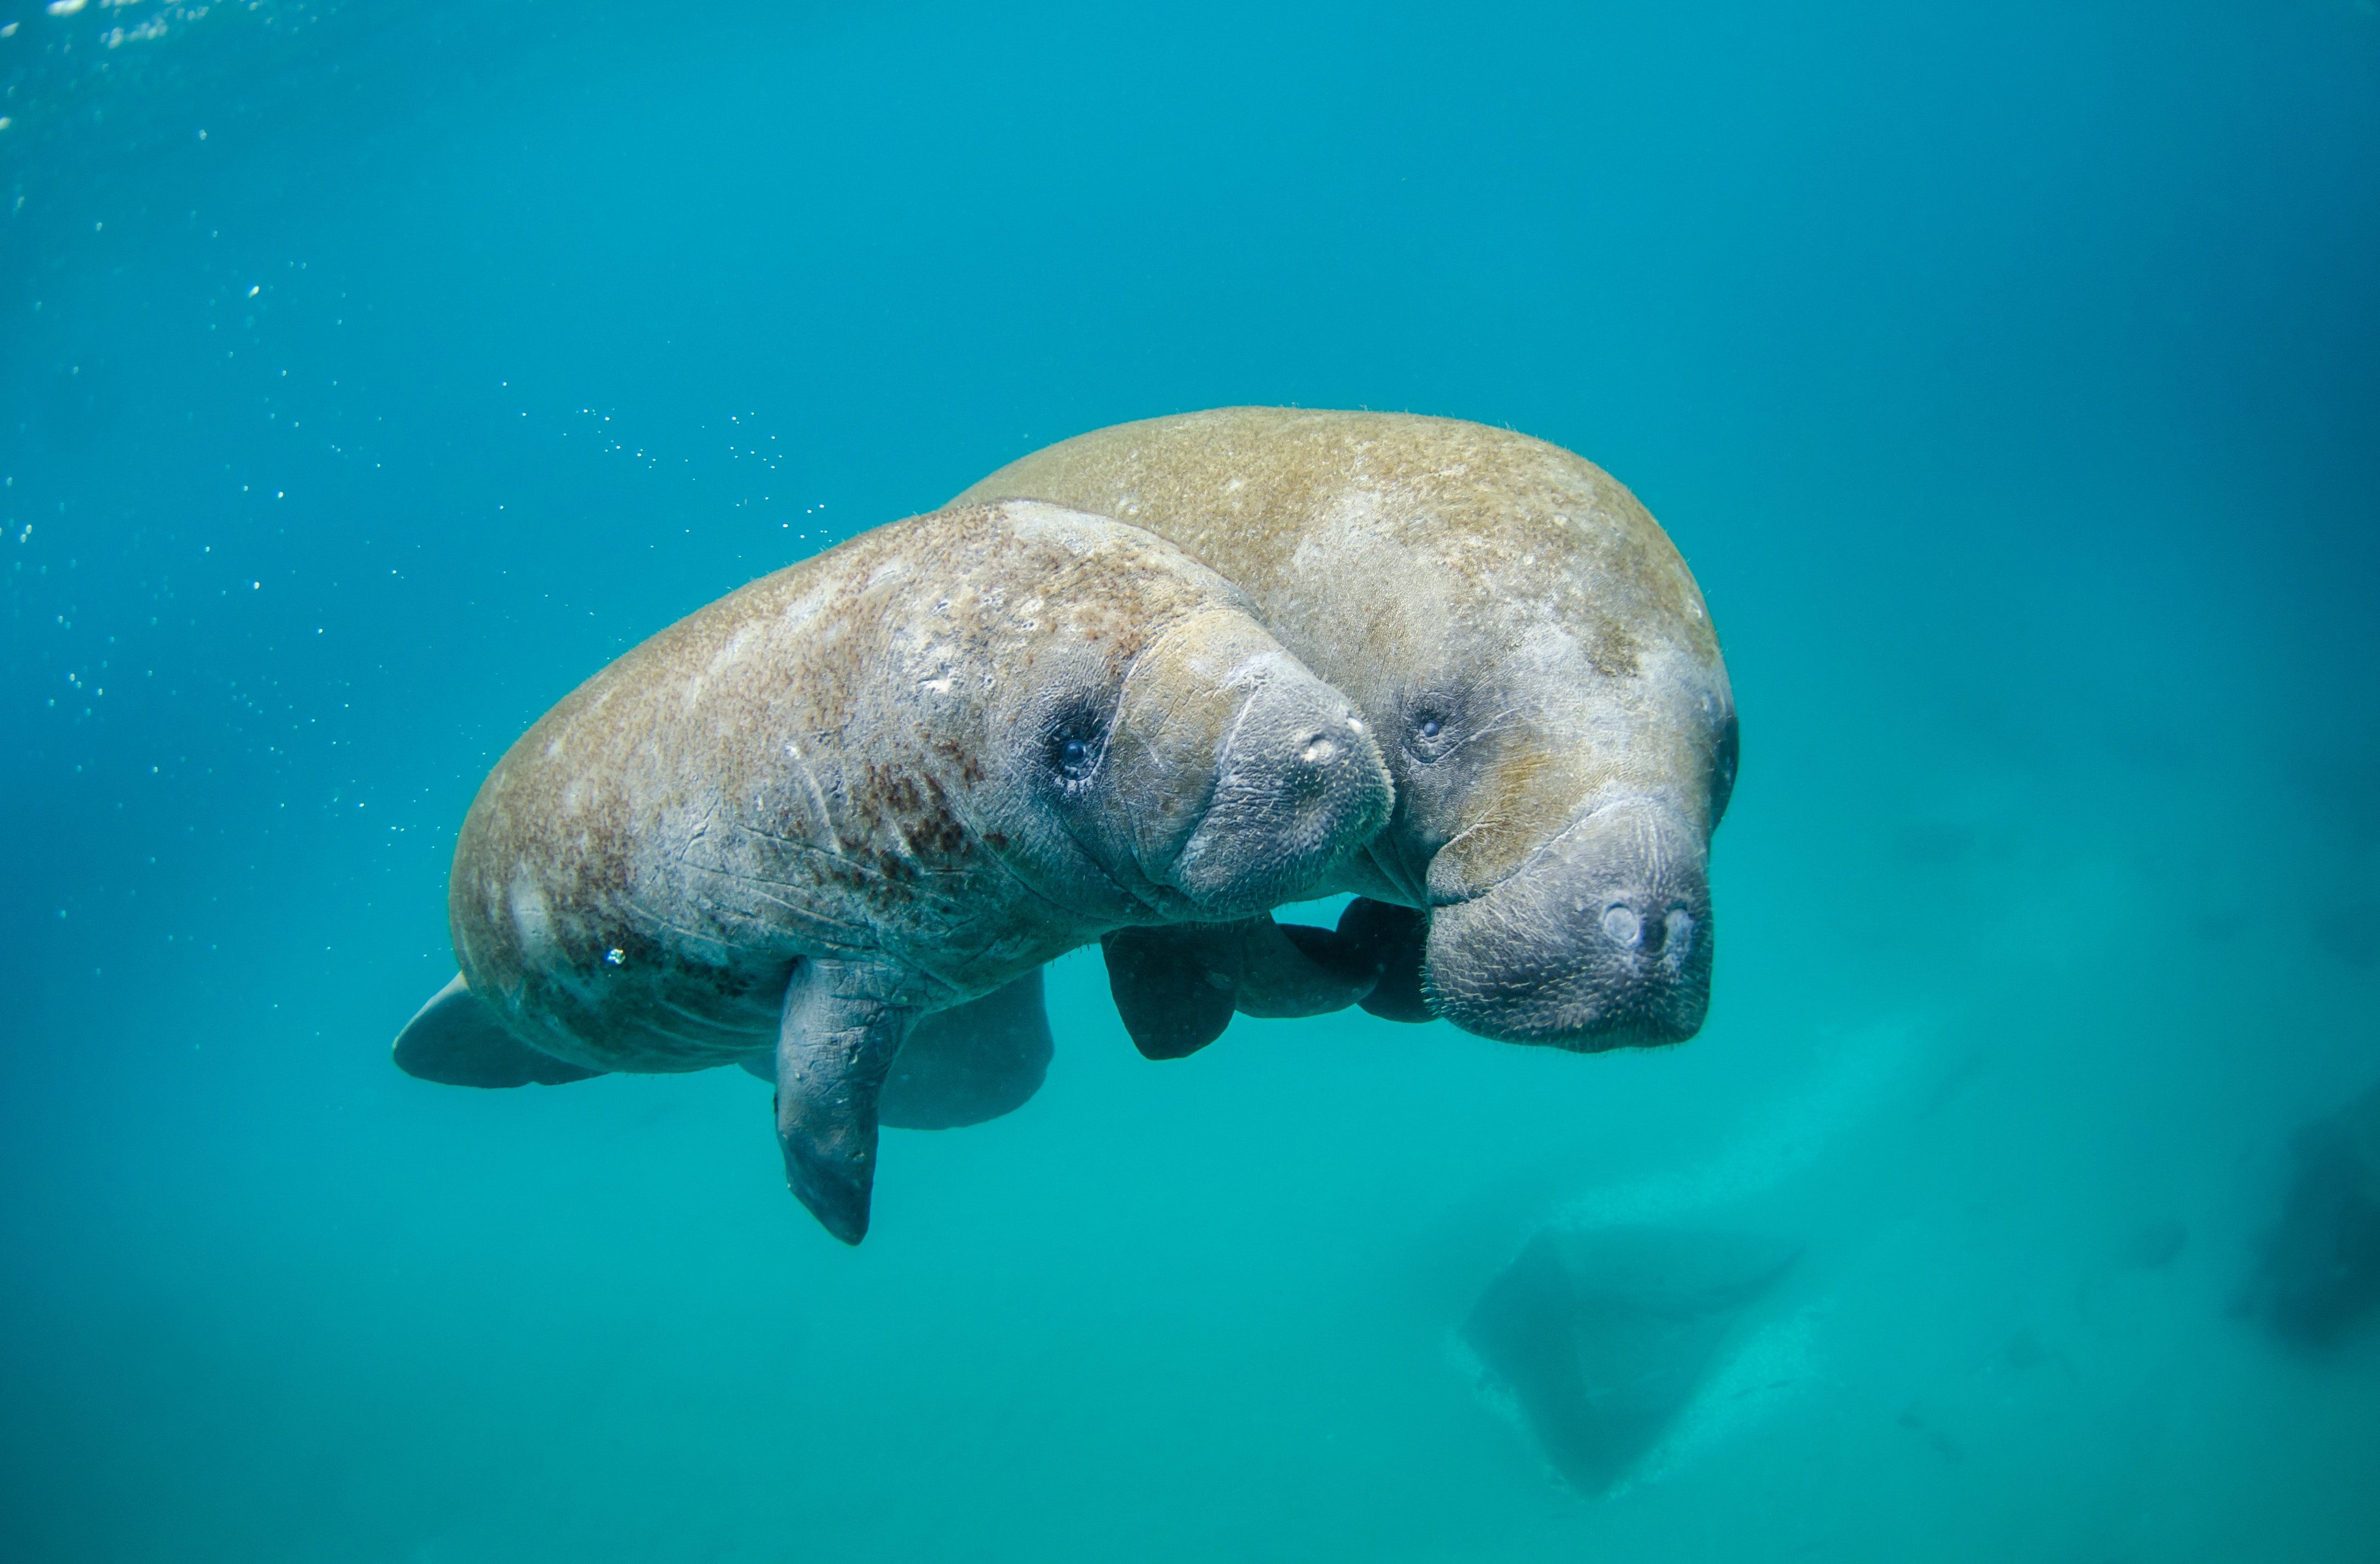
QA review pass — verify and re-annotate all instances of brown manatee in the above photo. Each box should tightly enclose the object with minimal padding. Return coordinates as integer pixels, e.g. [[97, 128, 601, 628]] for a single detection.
[[956, 410, 1736, 1055], [390, 500, 1392, 1242]]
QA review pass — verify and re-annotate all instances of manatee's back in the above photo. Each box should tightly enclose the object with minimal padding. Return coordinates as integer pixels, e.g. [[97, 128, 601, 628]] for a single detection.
[[448, 547, 878, 1073], [956, 408, 1721, 678]]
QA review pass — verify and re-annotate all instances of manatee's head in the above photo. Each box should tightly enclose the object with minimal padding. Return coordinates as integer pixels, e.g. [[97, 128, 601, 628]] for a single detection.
[[1418, 779, 1726, 1049], [965, 504, 1392, 923], [1372, 615, 1735, 1052]]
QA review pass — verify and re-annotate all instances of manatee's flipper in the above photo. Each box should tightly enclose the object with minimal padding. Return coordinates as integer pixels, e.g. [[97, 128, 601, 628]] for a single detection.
[[1338, 898, 1435, 1023], [1105, 914, 1389, 1055], [1102, 924, 1241, 1059], [393, 973, 604, 1087], [879, 969, 1054, 1131], [774, 958, 916, 1245], [1231, 915, 1381, 1018]]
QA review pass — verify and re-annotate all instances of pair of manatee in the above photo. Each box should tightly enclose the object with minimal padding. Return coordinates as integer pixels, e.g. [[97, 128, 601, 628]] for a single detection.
[[393, 409, 1740, 1243]]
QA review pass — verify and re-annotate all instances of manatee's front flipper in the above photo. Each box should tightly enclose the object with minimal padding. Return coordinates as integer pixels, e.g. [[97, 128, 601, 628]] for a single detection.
[[1229, 915, 1381, 1018], [393, 974, 605, 1087], [744, 973, 1053, 1131], [879, 968, 1054, 1131], [1104, 915, 1386, 1057], [775, 958, 916, 1245], [1102, 924, 1243, 1060], [1337, 898, 1434, 1023]]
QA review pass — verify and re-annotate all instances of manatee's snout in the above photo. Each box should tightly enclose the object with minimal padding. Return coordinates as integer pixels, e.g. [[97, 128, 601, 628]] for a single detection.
[[1424, 797, 1711, 1050], [1167, 668, 1392, 915]]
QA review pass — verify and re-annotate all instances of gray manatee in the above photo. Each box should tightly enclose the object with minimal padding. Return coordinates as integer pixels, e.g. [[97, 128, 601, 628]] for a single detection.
[[957, 410, 1736, 1054], [1464, 1225, 1800, 1494], [391, 500, 1392, 1242]]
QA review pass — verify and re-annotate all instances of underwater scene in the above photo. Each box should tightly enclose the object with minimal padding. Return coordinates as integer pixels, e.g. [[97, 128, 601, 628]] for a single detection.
[[4, 2, 2377, 1560]]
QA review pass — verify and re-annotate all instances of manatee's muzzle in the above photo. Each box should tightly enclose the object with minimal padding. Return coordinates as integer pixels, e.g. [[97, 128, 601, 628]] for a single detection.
[[1164, 678, 1392, 916], [1423, 797, 1712, 1049]]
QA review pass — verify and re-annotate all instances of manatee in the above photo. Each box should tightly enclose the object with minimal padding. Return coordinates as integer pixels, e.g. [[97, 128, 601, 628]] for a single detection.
[[1463, 1225, 1799, 1494], [2241, 1077, 2380, 1346], [391, 500, 1392, 1242], [955, 409, 1737, 1055]]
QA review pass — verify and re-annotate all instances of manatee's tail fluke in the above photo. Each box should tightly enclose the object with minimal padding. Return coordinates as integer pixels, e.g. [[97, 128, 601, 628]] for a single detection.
[[774, 959, 913, 1245], [393, 973, 606, 1087]]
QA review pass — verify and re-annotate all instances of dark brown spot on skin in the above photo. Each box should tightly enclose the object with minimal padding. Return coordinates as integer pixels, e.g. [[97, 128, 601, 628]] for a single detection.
[[1588, 616, 1640, 678]]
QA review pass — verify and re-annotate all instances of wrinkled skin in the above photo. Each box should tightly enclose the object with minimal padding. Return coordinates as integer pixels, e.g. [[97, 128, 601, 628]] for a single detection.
[[958, 411, 1736, 1052], [401, 500, 1392, 1241]]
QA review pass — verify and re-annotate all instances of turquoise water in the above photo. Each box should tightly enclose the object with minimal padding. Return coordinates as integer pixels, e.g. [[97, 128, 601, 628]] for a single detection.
[[5, 3, 2378, 1559]]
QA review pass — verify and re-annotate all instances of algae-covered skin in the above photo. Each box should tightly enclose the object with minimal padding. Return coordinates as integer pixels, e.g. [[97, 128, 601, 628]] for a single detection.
[[395, 500, 1392, 1241], [959, 410, 1736, 1050]]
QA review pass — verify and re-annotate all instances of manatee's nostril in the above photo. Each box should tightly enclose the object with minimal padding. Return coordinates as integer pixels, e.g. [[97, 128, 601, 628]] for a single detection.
[[1663, 908, 1696, 965], [1300, 734, 1338, 766], [1600, 904, 1642, 948]]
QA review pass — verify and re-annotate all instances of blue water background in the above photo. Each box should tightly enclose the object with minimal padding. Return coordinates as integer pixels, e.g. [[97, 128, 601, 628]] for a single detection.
[[4, 3, 2377, 1559]]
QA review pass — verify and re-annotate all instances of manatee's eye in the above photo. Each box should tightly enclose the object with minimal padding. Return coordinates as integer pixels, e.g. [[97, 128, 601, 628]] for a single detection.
[[1043, 710, 1105, 789], [1404, 703, 1457, 761]]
